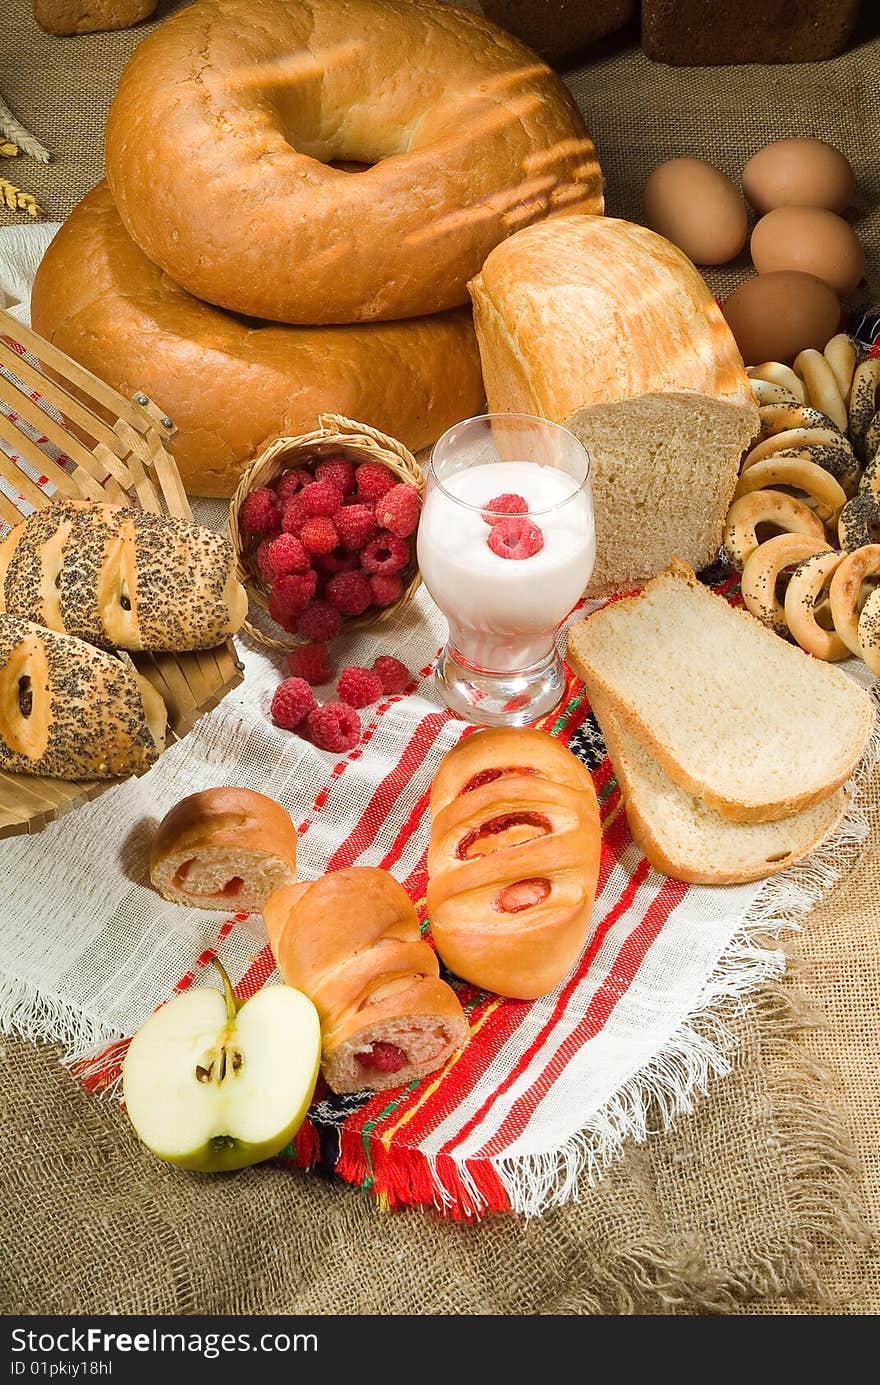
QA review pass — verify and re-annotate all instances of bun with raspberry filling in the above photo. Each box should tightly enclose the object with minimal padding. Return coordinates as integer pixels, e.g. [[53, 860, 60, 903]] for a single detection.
[[426, 728, 601, 999], [264, 868, 468, 1094], [150, 788, 298, 913]]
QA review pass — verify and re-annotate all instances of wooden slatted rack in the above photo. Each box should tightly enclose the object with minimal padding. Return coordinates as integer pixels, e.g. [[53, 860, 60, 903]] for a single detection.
[[0, 309, 243, 838]]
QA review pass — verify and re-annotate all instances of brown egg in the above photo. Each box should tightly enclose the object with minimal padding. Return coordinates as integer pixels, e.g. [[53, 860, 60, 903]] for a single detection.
[[742, 139, 855, 214], [642, 158, 748, 265], [721, 272, 840, 366], [751, 207, 865, 297]]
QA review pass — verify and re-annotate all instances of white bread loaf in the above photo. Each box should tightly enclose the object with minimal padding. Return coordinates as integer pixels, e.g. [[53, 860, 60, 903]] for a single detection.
[[468, 214, 759, 595], [590, 690, 847, 885], [567, 561, 874, 823]]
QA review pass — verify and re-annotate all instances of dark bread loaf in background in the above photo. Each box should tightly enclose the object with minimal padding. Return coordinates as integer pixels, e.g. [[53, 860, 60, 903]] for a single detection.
[[641, 0, 862, 66], [480, 0, 635, 64]]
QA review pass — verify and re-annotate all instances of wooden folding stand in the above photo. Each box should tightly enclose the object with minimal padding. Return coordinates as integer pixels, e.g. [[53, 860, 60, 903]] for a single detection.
[[0, 309, 243, 838]]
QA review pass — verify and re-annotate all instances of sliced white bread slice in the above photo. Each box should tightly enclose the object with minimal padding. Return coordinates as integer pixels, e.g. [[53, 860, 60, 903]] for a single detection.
[[567, 560, 875, 823], [590, 690, 847, 885]]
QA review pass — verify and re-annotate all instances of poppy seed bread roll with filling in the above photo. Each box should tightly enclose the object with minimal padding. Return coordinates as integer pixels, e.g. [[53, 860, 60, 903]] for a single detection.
[[264, 868, 469, 1094], [0, 501, 247, 652], [0, 613, 166, 780], [150, 788, 298, 913]]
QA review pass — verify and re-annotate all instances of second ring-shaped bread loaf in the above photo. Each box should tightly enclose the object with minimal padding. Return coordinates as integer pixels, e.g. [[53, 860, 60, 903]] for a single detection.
[[104, 0, 602, 323]]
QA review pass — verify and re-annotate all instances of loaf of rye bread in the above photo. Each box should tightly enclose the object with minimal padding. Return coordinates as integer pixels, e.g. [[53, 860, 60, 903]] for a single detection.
[[0, 613, 166, 780], [480, 1, 635, 64], [641, 0, 861, 65]]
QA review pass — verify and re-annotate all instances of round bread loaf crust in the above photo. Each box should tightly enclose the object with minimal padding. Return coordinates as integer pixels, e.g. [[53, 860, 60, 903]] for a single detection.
[[31, 185, 486, 499], [103, 0, 602, 324]]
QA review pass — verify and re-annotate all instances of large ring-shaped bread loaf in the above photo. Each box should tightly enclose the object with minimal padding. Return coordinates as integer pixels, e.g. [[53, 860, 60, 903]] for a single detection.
[[426, 728, 601, 1000], [30, 185, 486, 498], [104, 0, 603, 324]]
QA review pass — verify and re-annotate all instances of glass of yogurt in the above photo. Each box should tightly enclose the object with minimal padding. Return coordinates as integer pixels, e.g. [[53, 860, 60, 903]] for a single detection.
[[418, 413, 594, 726]]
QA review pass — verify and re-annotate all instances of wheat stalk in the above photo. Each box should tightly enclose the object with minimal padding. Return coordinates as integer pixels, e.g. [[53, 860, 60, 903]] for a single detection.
[[0, 176, 44, 217], [0, 94, 50, 163]]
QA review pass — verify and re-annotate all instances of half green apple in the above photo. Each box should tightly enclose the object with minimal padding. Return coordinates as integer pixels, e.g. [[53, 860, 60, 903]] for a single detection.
[[122, 961, 321, 1172]]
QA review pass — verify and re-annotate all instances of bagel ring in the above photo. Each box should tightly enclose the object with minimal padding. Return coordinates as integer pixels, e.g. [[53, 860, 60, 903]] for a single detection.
[[732, 456, 847, 524], [838, 492, 880, 551], [747, 362, 807, 403], [741, 533, 831, 636], [849, 359, 880, 461], [748, 379, 800, 408], [722, 489, 826, 570], [784, 550, 849, 661], [792, 349, 848, 432], [104, 0, 602, 324], [857, 586, 880, 676], [829, 544, 880, 657], [742, 430, 860, 492], [30, 184, 485, 498], [823, 334, 858, 405], [758, 403, 844, 439]]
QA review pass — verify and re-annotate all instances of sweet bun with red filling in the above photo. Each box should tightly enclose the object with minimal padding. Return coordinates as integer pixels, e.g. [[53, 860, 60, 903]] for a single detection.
[[426, 728, 601, 999], [150, 788, 298, 913], [264, 868, 468, 1094]]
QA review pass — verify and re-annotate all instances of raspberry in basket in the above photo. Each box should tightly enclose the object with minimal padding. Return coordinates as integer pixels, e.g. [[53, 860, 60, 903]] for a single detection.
[[356, 462, 397, 502], [281, 495, 309, 536], [361, 532, 409, 575], [337, 665, 383, 708], [240, 487, 280, 536], [372, 655, 410, 694], [287, 642, 332, 685], [299, 516, 339, 555], [297, 598, 342, 643], [256, 537, 275, 583], [271, 677, 316, 730], [305, 700, 361, 753], [375, 483, 420, 538], [300, 479, 343, 517], [275, 468, 310, 507], [326, 570, 373, 616], [316, 457, 357, 497], [263, 533, 310, 580], [335, 504, 378, 551], [268, 571, 317, 630], [369, 572, 403, 607], [481, 493, 529, 526], [487, 517, 544, 560]]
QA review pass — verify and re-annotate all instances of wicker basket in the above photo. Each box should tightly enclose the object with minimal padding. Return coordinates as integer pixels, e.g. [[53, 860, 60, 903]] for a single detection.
[[228, 413, 423, 651], [0, 309, 243, 840]]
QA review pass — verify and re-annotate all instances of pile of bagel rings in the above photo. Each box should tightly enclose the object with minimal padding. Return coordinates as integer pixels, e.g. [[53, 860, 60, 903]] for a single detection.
[[722, 334, 880, 674], [29, 0, 603, 498]]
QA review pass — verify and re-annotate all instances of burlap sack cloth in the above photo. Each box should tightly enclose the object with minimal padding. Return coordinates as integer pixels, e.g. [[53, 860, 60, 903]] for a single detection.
[[1, 0, 879, 1314]]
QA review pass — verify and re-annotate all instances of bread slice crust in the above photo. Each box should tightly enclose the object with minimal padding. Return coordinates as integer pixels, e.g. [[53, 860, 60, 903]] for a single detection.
[[568, 560, 875, 824], [592, 690, 848, 884]]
